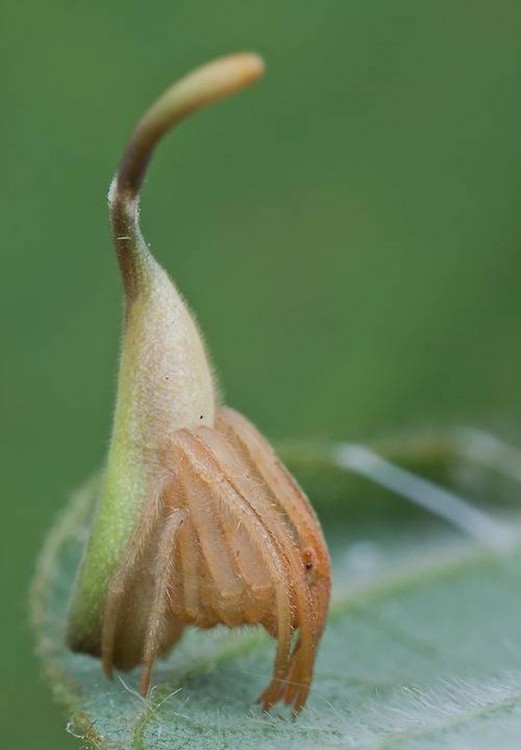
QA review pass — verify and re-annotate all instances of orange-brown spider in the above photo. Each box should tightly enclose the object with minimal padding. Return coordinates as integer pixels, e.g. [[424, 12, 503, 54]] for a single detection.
[[100, 407, 331, 714], [67, 53, 331, 716]]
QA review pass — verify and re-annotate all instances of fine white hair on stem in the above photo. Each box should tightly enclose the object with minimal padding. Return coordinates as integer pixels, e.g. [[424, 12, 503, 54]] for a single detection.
[[332, 442, 518, 551]]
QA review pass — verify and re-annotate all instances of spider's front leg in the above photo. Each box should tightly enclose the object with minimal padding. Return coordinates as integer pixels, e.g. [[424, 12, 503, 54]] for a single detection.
[[215, 408, 331, 714], [187, 412, 329, 715], [166, 427, 297, 702], [261, 632, 321, 713]]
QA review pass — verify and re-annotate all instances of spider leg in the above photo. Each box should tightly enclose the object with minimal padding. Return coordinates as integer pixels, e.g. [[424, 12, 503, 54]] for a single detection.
[[280, 636, 313, 712], [172, 430, 295, 701], [274, 602, 328, 713], [177, 515, 203, 623], [220, 504, 294, 709], [183, 428, 313, 713], [101, 480, 166, 677], [140, 509, 186, 696], [213, 410, 321, 714], [172, 436, 244, 607], [258, 621, 314, 715], [217, 407, 326, 548]]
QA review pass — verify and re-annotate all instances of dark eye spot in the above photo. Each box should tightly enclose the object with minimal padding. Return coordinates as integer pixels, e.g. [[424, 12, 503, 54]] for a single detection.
[[301, 547, 316, 571]]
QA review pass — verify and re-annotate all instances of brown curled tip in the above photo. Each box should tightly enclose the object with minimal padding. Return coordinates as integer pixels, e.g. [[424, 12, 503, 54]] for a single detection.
[[114, 53, 265, 199], [109, 53, 265, 299]]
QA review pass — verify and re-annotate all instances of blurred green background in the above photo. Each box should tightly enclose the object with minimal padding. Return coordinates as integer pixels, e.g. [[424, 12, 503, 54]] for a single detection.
[[3, 1, 521, 746]]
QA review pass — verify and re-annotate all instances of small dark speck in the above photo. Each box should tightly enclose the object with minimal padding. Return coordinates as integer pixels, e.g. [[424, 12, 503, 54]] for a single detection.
[[200, 415, 204, 420]]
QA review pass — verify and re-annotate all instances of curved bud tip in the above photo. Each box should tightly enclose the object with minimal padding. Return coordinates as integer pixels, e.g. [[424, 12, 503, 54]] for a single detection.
[[170, 52, 265, 109], [139, 52, 265, 137], [110, 52, 265, 300], [114, 52, 265, 202]]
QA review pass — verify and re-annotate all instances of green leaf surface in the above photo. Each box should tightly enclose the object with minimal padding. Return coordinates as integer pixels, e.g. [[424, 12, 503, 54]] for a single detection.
[[31, 438, 521, 749]]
